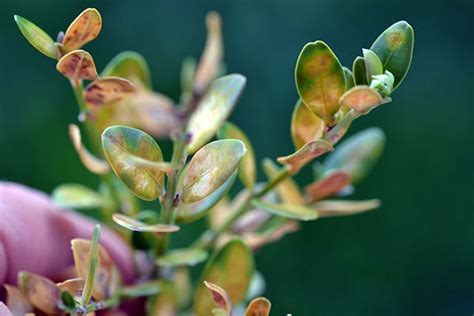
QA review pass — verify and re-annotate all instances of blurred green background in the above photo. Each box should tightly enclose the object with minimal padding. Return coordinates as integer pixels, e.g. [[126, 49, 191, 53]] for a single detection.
[[1, 0, 473, 315]]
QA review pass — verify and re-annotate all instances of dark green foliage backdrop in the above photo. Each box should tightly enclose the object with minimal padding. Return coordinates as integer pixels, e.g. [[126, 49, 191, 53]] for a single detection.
[[1, 0, 473, 315]]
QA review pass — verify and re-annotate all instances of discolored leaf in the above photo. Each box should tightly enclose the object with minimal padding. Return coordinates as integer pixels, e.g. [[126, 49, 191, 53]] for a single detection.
[[112, 213, 179, 233], [176, 170, 237, 223], [343, 67, 355, 90], [102, 126, 166, 201], [18, 272, 61, 314], [241, 220, 300, 250], [218, 122, 256, 189], [52, 183, 113, 209], [194, 239, 254, 316], [352, 56, 367, 85], [251, 199, 318, 221], [71, 238, 121, 301], [56, 278, 85, 297], [14, 15, 58, 59], [0, 285, 33, 315], [339, 86, 383, 113], [204, 281, 232, 314], [370, 21, 414, 89], [193, 12, 223, 94], [262, 158, 304, 204], [101, 51, 152, 88], [277, 139, 333, 173], [57, 50, 98, 81], [313, 199, 381, 217], [180, 139, 246, 204], [295, 41, 346, 124], [323, 110, 359, 146], [291, 99, 325, 150], [69, 124, 110, 174], [322, 127, 385, 184], [362, 49, 383, 83], [304, 170, 351, 203], [63, 8, 102, 52], [85, 77, 135, 107], [157, 248, 208, 268], [186, 74, 246, 154], [245, 297, 271, 316]]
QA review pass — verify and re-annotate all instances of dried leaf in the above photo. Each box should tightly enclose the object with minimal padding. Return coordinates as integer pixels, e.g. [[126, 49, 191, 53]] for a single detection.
[[322, 127, 385, 184], [176, 170, 237, 224], [85, 77, 135, 107], [262, 158, 304, 204], [242, 220, 300, 250], [245, 297, 271, 316], [0, 285, 33, 315], [112, 213, 179, 233], [17, 272, 61, 314], [362, 49, 383, 83], [101, 51, 152, 89], [194, 239, 254, 316], [63, 8, 102, 52], [52, 183, 113, 210], [102, 126, 165, 201], [186, 74, 246, 154], [251, 199, 317, 221], [305, 170, 351, 202], [57, 50, 98, 81], [277, 139, 333, 173], [370, 21, 414, 89], [56, 278, 85, 297], [69, 124, 110, 174], [291, 99, 325, 150], [218, 122, 256, 189], [313, 199, 381, 217], [14, 15, 58, 59], [194, 12, 223, 94], [352, 56, 367, 85], [339, 86, 383, 113], [180, 139, 246, 204], [204, 281, 232, 314], [157, 248, 208, 268], [295, 41, 345, 124], [71, 238, 121, 301]]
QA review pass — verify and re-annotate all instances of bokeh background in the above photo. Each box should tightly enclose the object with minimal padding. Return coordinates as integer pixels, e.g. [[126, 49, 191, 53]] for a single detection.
[[1, 0, 473, 315]]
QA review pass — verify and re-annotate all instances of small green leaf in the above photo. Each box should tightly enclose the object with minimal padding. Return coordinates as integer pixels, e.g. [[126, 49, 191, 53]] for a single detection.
[[157, 248, 208, 267], [102, 126, 166, 201], [352, 56, 367, 85], [113, 213, 179, 234], [60, 291, 76, 310], [52, 183, 113, 210], [194, 239, 254, 316], [186, 74, 247, 154], [176, 170, 237, 223], [180, 56, 197, 103], [343, 67, 355, 90], [370, 21, 414, 90], [262, 158, 304, 204], [218, 122, 256, 189], [323, 127, 385, 184], [295, 40, 346, 124], [18, 272, 61, 314], [245, 297, 272, 316], [85, 77, 135, 107], [203, 281, 232, 315], [339, 85, 383, 113], [81, 224, 100, 305], [180, 139, 246, 204], [290, 99, 325, 150], [362, 49, 383, 83], [251, 199, 318, 221], [14, 15, 58, 59], [57, 50, 98, 82], [101, 51, 152, 89], [313, 199, 381, 217], [304, 170, 351, 203], [62, 8, 102, 52], [277, 139, 333, 173]]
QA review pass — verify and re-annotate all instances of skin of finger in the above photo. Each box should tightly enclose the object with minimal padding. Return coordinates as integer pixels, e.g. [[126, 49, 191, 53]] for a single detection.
[[0, 182, 135, 285], [0, 302, 13, 316]]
